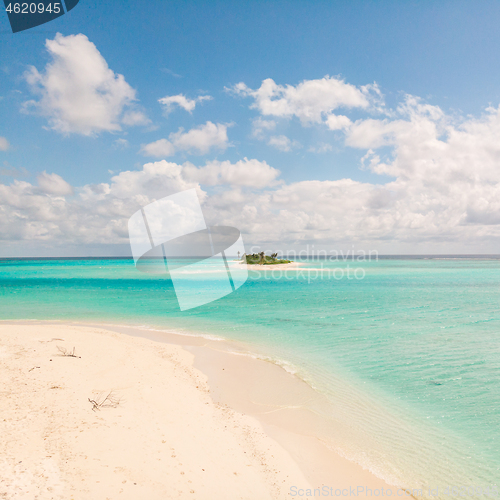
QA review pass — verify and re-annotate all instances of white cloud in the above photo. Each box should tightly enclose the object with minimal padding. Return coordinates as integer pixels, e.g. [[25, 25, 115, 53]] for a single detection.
[[171, 122, 229, 154], [182, 158, 281, 188], [158, 94, 212, 115], [0, 137, 9, 151], [267, 135, 301, 152], [140, 138, 176, 157], [7, 90, 500, 254], [251, 117, 276, 139], [113, 138, 129, 149], [141, 121, 230, 157], [346, 118, 414, 149], [0, 158, 279, 248], [252, 118, 303, 153], [103, 161, 200, 201], [230, 76, 380, 125], [121, 110, 151, 126], [148, 100, 500, 251], [23, 33, 147, 136], [308, 143, 333, 153], [325, 114, 352, 131], [37, 171, 73, 196]]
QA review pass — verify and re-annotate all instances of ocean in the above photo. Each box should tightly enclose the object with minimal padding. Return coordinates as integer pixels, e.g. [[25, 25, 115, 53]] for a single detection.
[[1, 256, 499, 494]]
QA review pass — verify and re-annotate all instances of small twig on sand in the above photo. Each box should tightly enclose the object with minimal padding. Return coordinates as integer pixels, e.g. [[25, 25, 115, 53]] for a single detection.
[[56, 346, 81, 358], [39, 338, 65, 343], [28, 366, 40, 372], [88, 391, 122, 411]]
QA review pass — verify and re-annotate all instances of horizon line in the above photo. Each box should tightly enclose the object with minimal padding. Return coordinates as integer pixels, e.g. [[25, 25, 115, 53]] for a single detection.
[[2, 254, 500, 261]]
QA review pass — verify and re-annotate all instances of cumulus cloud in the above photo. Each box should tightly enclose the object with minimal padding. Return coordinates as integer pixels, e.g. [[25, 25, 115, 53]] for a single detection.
[[308, 143, 333, 153], [158, 94, 212, 115], [251, 117, 276, 139], [4, 105, 500, 254], [6, 87, 500, 254], [182, 158, 281, 188], [0, 158, 279, 248], [121, 110, 151, 126], [102, 161, 200, 201], [251, 118, 302, 152], [0, 137, 9, 151], [141, 121, 230, 157], [136, 100, 500, 251], [267, 135, 301, 152], [140, 138, 176, 157], [170, 122, 229, 154], [325, 114, 352, 131], [23, 33, 148, 136], [230, 76, 380, 125], [37, 171, 73, 196]]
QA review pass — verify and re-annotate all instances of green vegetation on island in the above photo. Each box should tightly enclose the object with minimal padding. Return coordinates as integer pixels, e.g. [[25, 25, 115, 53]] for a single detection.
[[243, 252, 292, 265]]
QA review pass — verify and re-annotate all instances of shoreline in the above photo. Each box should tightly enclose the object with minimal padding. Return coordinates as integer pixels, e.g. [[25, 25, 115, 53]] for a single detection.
[[0, 320, 396, 498], [238, 261, 304, 270]]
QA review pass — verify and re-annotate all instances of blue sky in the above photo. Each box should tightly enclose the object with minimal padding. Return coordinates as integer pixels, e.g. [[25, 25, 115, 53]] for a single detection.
[[2, 1, 500, 255]]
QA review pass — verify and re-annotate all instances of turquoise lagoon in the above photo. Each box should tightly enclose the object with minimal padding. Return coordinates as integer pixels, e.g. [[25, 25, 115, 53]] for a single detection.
[[0, 256, 499, 493]]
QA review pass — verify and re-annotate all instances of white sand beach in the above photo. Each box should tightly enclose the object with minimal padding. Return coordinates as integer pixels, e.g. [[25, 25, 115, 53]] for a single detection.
[[0, 323, 393, 499]]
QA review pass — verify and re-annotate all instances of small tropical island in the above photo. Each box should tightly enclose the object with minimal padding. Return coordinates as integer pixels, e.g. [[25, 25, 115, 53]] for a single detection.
[[240, 252, 292, 265]]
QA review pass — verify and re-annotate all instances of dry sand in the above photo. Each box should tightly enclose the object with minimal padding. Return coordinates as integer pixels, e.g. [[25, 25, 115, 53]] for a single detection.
[[0, 323, 393, 499]]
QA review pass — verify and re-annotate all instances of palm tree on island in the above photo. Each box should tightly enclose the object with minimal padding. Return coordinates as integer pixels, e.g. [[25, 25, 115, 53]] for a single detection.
[[241, 252, 292, 265]]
